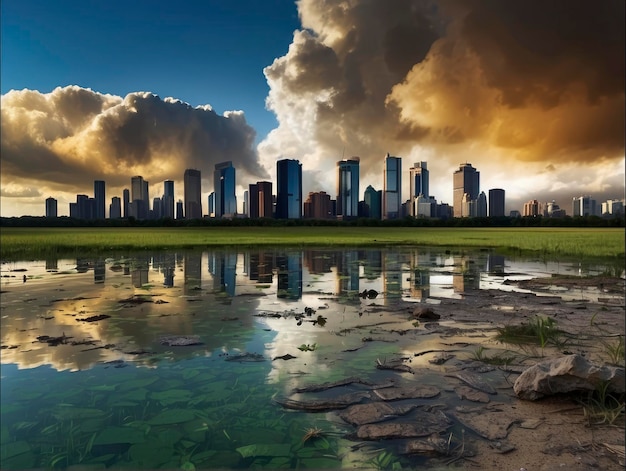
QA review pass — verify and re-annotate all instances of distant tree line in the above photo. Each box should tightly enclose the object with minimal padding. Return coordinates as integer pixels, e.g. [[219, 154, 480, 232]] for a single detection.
[[1, 215, 623, 228]]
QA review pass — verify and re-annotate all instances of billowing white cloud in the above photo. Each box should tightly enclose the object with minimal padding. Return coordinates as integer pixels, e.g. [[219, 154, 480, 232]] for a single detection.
[[1, 86, 268, 216]]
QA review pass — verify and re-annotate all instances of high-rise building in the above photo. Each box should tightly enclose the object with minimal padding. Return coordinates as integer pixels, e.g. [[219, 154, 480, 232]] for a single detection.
[[110, 196, 121, 219], [383, 153, 402, 219], [163, 180, 175, 219], [249, 181, 273, 218], [214, 162, 237, 218], [364, 185, 382, 219], [45, 197, 57, 218], [304, 191, 333, 219], [409, 162, 429, 199], [208, 192, 214, 217], [257, 181, 273, 218], [476, 191, 487, 217], [523, 200, 542, 217], [453, 163, 480, 217], [176, 200, 184, 219], [276, 159, 302, 219], [572, 195, 598, 217], [123, 189, 130, 218], [94, 180, 106, 219], [184, 169, 202, 219], [488, 188, 505, 217], [130, 176, 149, 219], [336, 158, 360, 219]]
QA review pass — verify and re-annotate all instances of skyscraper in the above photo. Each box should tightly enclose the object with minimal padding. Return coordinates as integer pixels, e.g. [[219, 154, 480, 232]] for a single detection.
[[45, 197, 57, 218], [572, 195, 598, 217], [130, 176, 149, 219], [477, 191, 487, 217], [214, 161, 237, 218], [409, 162, 429, 199], [184, 169, 202, 219], [364, 185, 382, 219], [304, 191, 332, 219], [383, 153, 402, 219], [123, 189, 130, 218], [336, 157, 360, 219], [258, 181, 273, 218], [276, 159, 302, 219], [453, 163, 480, 217], [110, 196, 121, 219], [163, 180, 175, 219], [94, 180, 106, 219], [488, 188, 505, 217]]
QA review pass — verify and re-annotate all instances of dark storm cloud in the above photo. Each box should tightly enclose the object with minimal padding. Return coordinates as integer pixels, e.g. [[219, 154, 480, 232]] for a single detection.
[[1, 86, 268, 192], [261, 0, 623, 205]]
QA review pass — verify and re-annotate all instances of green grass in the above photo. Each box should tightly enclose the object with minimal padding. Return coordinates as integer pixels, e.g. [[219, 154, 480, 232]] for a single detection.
[[495, 316, 567, 349], [0, 226, 624, 260]]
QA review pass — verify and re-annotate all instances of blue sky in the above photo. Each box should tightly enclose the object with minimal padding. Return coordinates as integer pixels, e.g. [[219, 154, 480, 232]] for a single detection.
[[1, 0, 299, 141]]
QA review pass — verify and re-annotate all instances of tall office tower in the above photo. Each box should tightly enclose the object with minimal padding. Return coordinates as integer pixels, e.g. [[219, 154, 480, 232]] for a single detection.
[[152, 197, 163, 219], [276, 159, 302, 219], [208, 192, 214, 217], [93, 180, 106, 219], [409, 162, 429, 199], [184, 169, 202, 219], [572, 195, 598, 217], [46, 196, 58, 218], [45, 197, 58, 218], [304, 191, 332, 218], [248, 184, 258, 218], [110, 197, 121, 219], [523, 200, 542, 217], [130, 176, 148, 219], [364, 185, 382, 219], [109, 197, 120, 219], [453, 163, 480, 217], [476, 191, 487, 217], [257, 181, 273, 218], [214, 161, 237, 218], [163, 180, 175, 219], [336, 157, 360, 219], [176, 200, 184, 219], [249, 181, 273, 218], [382, 153, 402, 219], [488, 188, 505, 217], [123, 189, 130, 218]]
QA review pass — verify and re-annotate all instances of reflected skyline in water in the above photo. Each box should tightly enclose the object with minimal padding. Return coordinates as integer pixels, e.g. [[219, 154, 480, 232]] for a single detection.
[[0, 247, 614, 373]]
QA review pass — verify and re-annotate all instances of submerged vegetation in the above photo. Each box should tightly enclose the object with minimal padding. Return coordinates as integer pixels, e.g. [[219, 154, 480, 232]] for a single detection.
[[1, 226, 624, 261]]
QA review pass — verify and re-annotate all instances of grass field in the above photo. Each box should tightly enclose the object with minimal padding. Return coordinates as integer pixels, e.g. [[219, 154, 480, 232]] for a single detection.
[[0, 226, 623, 261]]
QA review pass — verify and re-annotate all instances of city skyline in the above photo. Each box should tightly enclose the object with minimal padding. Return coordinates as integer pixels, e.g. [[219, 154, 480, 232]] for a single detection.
[[1, 1, 624, 218], [44, 156, 623, 221]]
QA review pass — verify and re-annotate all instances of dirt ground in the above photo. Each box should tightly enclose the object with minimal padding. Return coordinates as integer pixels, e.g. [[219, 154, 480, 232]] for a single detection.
[[430, 275, 625, 471]]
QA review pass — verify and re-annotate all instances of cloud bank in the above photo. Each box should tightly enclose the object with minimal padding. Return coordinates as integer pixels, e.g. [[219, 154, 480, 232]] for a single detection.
[[259, 0, 624, 209], [1, 86, 267, 214]]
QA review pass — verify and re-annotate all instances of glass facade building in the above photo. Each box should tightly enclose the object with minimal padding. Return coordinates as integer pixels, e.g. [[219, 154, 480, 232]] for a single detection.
[[336, 158, 360, 219], [453, 163, 480, 218], [214, 161, 237, 218], [276, 159, 302, 219], [383, 154, 402, 220]]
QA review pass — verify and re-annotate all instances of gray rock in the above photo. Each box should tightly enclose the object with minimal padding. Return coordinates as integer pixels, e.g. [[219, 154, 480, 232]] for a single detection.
[[340, 402, 418, 426], [513, 354, 625, 400], [356, 411, 451, 439], [372, 385, 440, 401], [448, 371, 497, 395], [454, 386, 490, 403]]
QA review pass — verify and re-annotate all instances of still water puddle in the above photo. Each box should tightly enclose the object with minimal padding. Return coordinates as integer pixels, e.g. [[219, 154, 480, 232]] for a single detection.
[[0, 247, 619, 469]]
